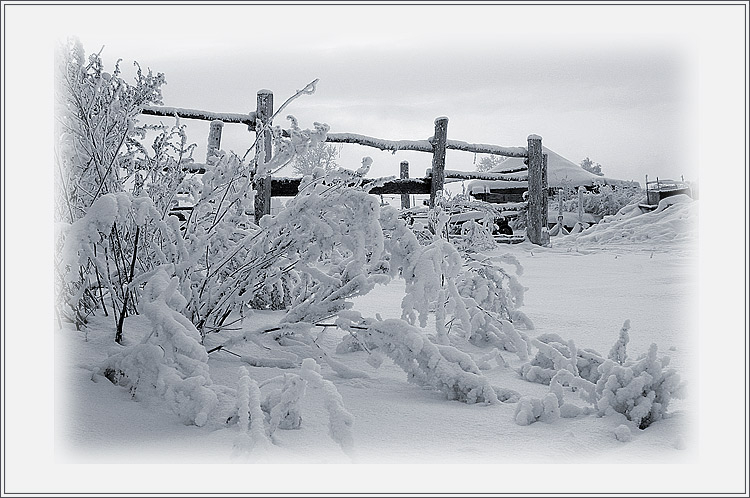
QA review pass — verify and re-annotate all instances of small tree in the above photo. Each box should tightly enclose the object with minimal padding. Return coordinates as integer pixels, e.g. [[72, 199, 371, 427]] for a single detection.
[[580, 157, 604, 176], [290, 142, 341, 176], [476, 155, 505, 172]]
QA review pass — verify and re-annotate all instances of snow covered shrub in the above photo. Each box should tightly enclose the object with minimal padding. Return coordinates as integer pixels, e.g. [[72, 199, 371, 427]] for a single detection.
[[55, 39, 198, 334], [99, 270, 218, 426], [519, 322, 685, 429], [455, 254, 532, 359], [336, 313, 499, 404], [58, 191, 186, 341], [379, 202, 532, 358], [235, 366, 272, 451], [261, 373, 307, 432], [55, 38, 166, 222], [608, 319, 630, 365], [519, 332, 608, 385], [594, 343, 686, 429], [514, 393, 560, 426], [246, 359, 355, 454], [455, 220, 496, 252], [560, 183, 644, 218], [519, 334, 582, 385]]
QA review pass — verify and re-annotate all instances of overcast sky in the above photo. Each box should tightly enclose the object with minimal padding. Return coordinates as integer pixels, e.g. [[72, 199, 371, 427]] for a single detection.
[[38, 2, 729, 185]]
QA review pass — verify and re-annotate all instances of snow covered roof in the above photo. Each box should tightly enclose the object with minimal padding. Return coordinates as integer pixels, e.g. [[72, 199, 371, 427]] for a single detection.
[[468, 147, 630, 194]]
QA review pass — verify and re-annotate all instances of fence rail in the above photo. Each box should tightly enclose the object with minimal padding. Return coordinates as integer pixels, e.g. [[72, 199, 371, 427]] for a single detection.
[[140, 93, 548, 245]]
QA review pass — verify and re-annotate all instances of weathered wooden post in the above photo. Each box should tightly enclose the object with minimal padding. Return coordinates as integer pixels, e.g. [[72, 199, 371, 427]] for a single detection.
[[542, 153, 548, 230], [430, 117, 448, 208], [400, 160, 411, 209], [577, 186, 585, 223], [526, 134, 544, 245], [254, 90, 273, 224], [206, 120, 223, 162]]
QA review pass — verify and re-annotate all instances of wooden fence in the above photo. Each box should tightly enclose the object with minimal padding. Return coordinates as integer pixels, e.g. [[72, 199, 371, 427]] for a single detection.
[[141, 90, 548, 244]]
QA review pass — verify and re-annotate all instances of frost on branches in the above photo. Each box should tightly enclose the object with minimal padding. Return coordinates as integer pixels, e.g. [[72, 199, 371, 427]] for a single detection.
[[336, 312, 500, 404]]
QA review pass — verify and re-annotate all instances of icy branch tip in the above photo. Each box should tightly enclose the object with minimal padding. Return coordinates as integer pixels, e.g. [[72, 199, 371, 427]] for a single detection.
[[435, 116, 449, 124], [527, 134, 542, 141], [210, 120, 224, 127], [257, 89, 273, 96]]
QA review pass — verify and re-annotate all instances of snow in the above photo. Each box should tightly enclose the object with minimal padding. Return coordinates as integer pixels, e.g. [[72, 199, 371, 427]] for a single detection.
[[53, 199, 703, 477]]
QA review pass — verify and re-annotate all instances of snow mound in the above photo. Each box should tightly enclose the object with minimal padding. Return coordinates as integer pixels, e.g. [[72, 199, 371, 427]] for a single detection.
[[561, 195, 697, 248]]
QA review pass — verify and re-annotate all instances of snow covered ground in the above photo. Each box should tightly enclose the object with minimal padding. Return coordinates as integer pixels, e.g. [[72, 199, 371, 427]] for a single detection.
[[40, 195, 738, 495]]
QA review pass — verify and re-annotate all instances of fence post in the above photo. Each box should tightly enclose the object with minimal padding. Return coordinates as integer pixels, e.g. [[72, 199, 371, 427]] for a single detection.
[[527, 134, 544, 245], [542, 153, 548, 230], [206, 120, 224, 162], [254, 90, 273, 224], [577, 186, 584, 222], [430, 116, 448, 208], [400, 160, 411, 209]]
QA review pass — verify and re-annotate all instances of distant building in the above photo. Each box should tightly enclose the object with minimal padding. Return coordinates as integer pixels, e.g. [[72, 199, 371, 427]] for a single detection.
[[468, 147, 635, 203]]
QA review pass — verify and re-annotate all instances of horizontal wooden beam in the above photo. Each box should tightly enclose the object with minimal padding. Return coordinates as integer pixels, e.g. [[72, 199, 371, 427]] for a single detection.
[[444, 169, 528, 182], [369, 178, 431, 195], [325, 133, 434, 152], [270, 177, 432, 197], [492, 165, 528, 174], [141, 105, 257, 129], [139, 108, 529, 159], [325, 133, 528, 158], [444, 139, 527, 158]]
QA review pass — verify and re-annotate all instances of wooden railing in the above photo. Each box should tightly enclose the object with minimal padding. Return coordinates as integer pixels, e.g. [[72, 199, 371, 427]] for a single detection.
[[140, 90, 548, 244]]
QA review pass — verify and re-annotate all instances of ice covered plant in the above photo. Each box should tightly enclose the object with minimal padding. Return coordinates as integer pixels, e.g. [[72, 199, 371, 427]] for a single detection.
[[379, 204, 532, 357], [236, 358, 354, 455], [336, 312, 500, 404], [55, 39, 195, 333], [516, 322, 686, 429], [519, 333, 605, 385], [98, 269, 218, 427], [183, 162, 392, 336], [261, 373, 307, 432], [57, 192, 186, 341], [299, 358, 356, 456], [514, 393, 560, 426], [594, 343, 686, 429], [608, 319, 630, 365], [560, 183, 644, 218], [454, 220, 496, 252], [235, 366, 272, 452], [455, 253, 532, 360], [55, 38, 166, 223]]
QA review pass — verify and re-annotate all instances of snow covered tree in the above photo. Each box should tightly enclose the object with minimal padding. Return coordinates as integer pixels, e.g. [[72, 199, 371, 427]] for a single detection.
[[289, 142, 341, 176], [476, 155, 505, 172], [580, 157, 604, 176]]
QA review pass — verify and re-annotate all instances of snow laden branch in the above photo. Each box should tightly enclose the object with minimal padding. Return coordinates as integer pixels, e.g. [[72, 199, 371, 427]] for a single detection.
[[336, 312, 501, 404], [516, 321, 686, 429], [98, 270, 218, 426], [232, 361, 355, 458]]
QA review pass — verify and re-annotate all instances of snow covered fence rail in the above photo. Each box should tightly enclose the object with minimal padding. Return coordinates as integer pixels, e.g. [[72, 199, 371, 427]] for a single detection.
[[270, 177, 431, 197], [141, 105, 257, 128], [442, 169, 529, 183], [140, 93, 549, 245]]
